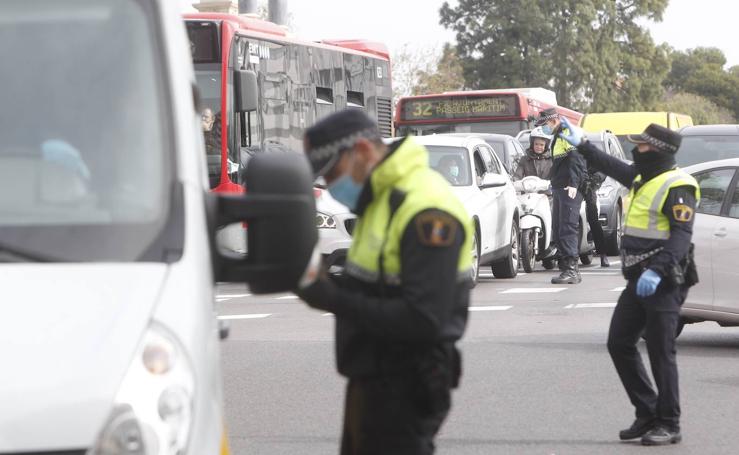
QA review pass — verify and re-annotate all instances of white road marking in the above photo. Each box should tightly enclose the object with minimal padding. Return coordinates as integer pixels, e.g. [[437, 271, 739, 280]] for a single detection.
[[217, 293, 252, 298], [217, 313, 272, 320], [580, 271, 621, 275], [276, 295, 300, 300], [500, 288, 568, 294], [470, 305, 513, 311], [565, 303, 616, 309], [610, 260, 621, 265], [610, 286, 626, 292], [322, 313, 334, 317]]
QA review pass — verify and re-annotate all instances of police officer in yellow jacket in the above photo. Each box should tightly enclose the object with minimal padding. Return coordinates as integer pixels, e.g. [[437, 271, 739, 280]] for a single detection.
[[297, 109, 473, 455], [559, 119, 699, 446]]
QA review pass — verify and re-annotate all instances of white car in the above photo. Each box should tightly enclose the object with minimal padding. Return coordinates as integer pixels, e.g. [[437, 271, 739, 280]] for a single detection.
[[412, 135, 521, 283], [315, 185, 355, 272], [678, 158, 739, 334]]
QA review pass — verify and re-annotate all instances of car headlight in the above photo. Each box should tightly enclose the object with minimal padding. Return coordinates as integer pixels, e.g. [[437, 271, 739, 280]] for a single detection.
[[597, 185, 615, 199], [90, 323, 194, 455], [316, 212, 337, 229]]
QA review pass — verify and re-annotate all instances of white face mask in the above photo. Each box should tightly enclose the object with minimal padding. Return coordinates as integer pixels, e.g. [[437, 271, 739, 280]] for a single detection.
[[450, 166, 459, 177]]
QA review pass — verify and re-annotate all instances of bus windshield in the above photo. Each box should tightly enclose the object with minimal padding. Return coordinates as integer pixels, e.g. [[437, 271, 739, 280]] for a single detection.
[[0, 0, 176, 263], [397, 121, 528, 138]]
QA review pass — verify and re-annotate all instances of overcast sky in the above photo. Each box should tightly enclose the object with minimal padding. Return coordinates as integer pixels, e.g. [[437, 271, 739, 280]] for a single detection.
[[184, 0, 739, 67]]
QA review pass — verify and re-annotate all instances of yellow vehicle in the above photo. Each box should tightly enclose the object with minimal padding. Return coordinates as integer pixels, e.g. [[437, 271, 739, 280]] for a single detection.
[[581, 112, 693, 153]]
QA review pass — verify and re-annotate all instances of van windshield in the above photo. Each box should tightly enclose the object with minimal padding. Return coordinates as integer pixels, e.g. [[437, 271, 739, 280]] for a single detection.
[[0, 0, 179, 262]]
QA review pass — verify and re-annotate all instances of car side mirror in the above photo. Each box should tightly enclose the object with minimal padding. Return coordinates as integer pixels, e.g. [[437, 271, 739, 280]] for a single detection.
[[479, 173, 507, 189], [207, 153, 317, 294], [234, 69, 258, 113]]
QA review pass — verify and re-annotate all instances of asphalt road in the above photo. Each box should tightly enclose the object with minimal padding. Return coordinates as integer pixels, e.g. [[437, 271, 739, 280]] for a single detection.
[[217, 259, 739, 455]]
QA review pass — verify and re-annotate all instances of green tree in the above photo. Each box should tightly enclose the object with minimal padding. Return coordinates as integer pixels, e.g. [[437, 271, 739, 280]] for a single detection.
[[659, 92, 736, 125], [664, 47, 739, 120], [414, 44, 465, 95], [439, 0, 669, 112]]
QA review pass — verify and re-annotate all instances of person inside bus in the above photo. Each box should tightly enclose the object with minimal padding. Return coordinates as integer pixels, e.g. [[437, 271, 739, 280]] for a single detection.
[[513, 126, 553, 181], [437, 154, 465, 185]]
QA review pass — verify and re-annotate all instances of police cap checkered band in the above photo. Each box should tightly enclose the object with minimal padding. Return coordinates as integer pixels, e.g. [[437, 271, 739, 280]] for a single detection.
[[627, 123, 681, 154], [534, 108, 559, 126], [304, 109, 380, 177]]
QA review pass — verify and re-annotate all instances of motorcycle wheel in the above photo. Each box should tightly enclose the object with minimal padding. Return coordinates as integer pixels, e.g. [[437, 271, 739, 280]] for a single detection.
[[520, 228, 536, 273]]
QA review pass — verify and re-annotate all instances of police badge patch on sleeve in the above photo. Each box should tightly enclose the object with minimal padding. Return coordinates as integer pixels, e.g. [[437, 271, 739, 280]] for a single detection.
[[672, 204, 694, 222], [415, 212, 458, 247]]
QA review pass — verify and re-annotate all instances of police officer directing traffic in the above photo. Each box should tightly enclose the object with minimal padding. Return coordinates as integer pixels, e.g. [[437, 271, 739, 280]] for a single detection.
[[536, 108, 587, 284], [559, 119, 699, 446], [297, 109, 473, 455]]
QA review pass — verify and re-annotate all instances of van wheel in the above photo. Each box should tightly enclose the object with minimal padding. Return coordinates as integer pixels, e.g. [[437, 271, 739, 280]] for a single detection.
[[492, 220, 519, 279]]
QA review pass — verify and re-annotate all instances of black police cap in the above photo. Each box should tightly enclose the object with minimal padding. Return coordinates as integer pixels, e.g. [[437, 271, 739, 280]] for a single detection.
[[304, 109, 380, 178], [627, 123, 681, 154], [534, 108, 559, 126]]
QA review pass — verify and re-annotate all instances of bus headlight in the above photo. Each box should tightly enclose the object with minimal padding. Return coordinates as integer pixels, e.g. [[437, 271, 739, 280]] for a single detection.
[[90, 323, 195, 455]]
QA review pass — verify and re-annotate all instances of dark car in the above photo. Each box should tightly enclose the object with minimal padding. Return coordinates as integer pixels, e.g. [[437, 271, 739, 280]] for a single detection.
[[676, 124, 739, 167]]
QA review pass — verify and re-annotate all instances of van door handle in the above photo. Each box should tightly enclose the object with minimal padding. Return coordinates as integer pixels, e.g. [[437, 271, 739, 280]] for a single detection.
[[714, 227, 728, 238]]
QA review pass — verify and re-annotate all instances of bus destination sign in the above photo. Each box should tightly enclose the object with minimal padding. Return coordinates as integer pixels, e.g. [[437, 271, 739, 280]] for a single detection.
[[401, 95, 519, 121]]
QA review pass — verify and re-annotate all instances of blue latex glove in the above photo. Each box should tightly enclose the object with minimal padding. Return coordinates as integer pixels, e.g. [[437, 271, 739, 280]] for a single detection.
[[558, 117, 585, 147], [636, 269, 662, 297]]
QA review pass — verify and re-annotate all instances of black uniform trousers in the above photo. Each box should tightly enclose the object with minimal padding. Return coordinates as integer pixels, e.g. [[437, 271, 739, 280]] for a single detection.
[[607, 281, 687, 430], [551, 188, 583, 259], [340, 374, 450, 455], [583, 187, 607, 254]]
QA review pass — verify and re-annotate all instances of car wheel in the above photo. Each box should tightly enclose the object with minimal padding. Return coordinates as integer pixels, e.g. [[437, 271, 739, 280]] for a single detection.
[[606, 205, 622, 256], [542, 258, 556, 270], [470, 229, 480, 287], [520, 228, 535, 273], [577, 221, 593, 265], [580, 252, 593, 265], [492, 219, 519, 279]]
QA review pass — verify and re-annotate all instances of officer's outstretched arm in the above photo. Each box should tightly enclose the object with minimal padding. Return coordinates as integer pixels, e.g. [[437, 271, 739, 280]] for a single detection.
[[576, 141, 637, 188], [558, 117, 636, 187], [648, 186, 697, 279], [332, 210, 466, 342]]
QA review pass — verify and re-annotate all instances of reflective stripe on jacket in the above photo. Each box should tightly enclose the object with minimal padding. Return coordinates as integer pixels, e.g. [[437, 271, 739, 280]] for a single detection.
[[623, 169, 700, 240], [346, 137, 474, 285]]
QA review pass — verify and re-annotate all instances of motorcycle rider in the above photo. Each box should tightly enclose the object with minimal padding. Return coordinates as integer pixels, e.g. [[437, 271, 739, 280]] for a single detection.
[[513, 126, 553, 181]]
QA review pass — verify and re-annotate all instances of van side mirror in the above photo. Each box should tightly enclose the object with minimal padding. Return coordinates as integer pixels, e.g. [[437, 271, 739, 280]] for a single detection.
[[208, 153, 317, 294], [234, 69, 258, 113]]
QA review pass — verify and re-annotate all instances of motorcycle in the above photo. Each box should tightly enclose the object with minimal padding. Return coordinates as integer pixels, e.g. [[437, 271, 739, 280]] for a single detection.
[[513, 176, 558, 272]]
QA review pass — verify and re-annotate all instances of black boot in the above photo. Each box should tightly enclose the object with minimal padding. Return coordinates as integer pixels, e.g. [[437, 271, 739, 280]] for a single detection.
[[551, 257, 581, 284], [641, 426, 681, 446], [619, 417, 655, 440], [600, 254, 610, 267]]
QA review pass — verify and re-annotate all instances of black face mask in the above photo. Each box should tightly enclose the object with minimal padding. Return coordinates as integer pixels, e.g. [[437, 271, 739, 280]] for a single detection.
[[631, 147, 676, 180]]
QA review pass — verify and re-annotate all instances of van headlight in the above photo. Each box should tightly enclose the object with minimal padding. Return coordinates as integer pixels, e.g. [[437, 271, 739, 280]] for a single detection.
[[90, 323, 195, 455]]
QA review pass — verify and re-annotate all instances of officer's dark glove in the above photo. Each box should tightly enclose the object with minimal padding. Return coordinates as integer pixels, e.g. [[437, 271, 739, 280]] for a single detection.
[[295, 247, 340, 312], [296, 275, 339, 312]]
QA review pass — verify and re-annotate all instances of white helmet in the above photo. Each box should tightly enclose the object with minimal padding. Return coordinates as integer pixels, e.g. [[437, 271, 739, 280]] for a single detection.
[[530, 126, 553, 142]]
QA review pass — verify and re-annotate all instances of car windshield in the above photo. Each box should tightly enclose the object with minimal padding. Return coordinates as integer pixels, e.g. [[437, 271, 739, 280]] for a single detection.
[[677, 135, 739, 167], [0, 0, 176, 262], [397, 121, 527, 138], [426, 146, 473, 186]]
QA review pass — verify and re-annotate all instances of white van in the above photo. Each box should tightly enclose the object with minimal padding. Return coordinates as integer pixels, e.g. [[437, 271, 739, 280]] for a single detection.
[[0, 1, 316, 453]]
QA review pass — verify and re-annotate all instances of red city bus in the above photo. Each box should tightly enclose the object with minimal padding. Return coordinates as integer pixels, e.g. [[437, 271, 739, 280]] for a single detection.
[[184, 13, 394, 193], [395, 88, 582, 137]]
